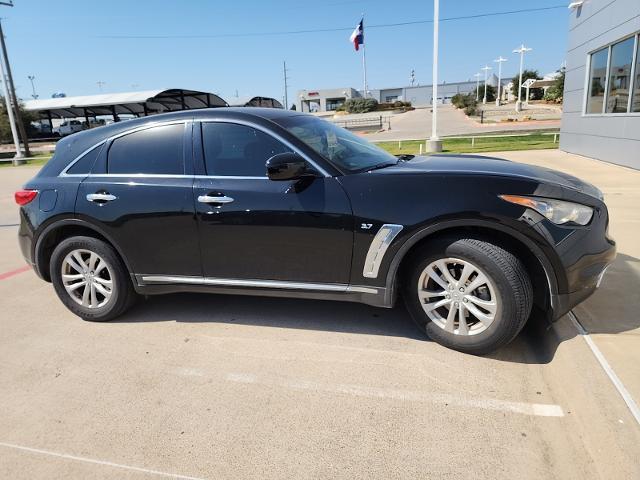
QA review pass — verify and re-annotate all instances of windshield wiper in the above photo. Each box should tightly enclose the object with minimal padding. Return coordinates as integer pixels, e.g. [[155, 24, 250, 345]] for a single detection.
[[364, 161, 398, 172]]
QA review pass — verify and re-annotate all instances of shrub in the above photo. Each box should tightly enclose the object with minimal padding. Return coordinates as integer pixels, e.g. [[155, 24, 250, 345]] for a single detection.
[[344, 97, 379, 113], [544, 68, 565, 103]]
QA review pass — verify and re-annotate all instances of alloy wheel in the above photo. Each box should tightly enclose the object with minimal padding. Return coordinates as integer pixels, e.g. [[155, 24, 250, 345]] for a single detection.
[[417, 257, 498, 335], [61, 249, 114, 309]]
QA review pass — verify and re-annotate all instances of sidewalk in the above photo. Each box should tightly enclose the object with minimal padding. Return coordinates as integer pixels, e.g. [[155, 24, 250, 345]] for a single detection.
[[362, 105, 560, 142]]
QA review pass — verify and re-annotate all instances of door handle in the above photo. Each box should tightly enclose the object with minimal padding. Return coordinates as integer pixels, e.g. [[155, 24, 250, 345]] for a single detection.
[[86, 193, 117, 203], [198, 194, 234, 204]]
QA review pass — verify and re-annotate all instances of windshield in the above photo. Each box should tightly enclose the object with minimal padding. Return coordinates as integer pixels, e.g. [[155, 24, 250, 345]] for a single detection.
[[276, 115, 397, 173]]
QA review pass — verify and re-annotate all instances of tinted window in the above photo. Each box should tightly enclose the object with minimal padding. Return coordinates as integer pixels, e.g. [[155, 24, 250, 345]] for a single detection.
[[66, 144, 103, 174], [276, 115, 397, 173], [107, 124, 184, 174], [586, 48, 608, 114], [605, 36, 635, 113], [202, 122, 291, 176]]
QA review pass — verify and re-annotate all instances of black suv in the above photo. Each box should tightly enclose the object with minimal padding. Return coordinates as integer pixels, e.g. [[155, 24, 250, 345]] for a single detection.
[[16, 108, 615, 354]]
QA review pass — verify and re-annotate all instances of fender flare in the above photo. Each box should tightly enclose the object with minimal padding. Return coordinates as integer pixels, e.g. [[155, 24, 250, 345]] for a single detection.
[[34, 217, 134, 280], [383, 218, 562, 309]]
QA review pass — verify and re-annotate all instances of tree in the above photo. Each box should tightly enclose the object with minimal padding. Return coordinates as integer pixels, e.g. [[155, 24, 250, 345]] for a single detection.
[[511, 69, 543, 100], [544, 68, 565, 103], [483, 84, 496, 103], [0, 97, 36, 144]]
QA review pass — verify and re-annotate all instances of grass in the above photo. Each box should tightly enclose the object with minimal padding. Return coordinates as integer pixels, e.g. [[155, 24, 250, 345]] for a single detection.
[[375, 132, 560, 155], [0, 154, 52, 168]]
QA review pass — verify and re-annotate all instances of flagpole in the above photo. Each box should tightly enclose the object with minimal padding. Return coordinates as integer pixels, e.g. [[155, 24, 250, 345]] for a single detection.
[[361, 15, 367, 98]]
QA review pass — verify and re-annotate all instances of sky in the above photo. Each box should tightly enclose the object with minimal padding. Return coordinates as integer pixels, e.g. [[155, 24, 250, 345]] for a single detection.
[[5, 0, 570, 106]]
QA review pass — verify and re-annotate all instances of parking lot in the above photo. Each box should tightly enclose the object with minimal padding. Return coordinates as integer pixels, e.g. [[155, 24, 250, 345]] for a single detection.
[[1, 150, 639, 479]]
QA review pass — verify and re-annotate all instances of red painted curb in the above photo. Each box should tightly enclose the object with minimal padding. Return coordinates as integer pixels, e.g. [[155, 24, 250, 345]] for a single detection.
[[0, 265, 31, 280]]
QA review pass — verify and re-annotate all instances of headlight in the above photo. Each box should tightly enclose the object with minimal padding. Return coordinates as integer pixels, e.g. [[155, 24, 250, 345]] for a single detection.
[[499, 195, 594, 226]]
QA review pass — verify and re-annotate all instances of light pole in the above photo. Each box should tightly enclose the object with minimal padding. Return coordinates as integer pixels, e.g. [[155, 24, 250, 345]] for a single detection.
[[473, 72, 481, 101], [27, 75, 38, 99], [493, 56, 507, 106], [481, 65, 492, 104], [513, 43, 532, 112], [97, 80, 106, 92], [0, 45, 21, 162], [428, 0, 442, 153]]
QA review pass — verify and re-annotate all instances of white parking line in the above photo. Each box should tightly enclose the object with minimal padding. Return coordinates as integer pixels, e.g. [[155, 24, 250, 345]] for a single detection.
[[225, 372, 564, 417], [0, 442, 207, 480], [569, 311, 640, 425]]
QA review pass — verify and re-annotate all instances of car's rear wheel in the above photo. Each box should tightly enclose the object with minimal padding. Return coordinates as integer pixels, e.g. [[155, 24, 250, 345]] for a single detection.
[[50, 236, 136, 322], [403, 236, 532, 355]]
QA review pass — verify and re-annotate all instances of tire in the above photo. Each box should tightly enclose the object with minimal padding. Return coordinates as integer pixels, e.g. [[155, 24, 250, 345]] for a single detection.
[[402, 236, 533, 355], [50, 236, 136, 322]]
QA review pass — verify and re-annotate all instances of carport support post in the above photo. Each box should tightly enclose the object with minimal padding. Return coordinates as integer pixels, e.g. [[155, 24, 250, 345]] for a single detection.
[[46, 111, 53, 133], [0, 19, 29, 159]]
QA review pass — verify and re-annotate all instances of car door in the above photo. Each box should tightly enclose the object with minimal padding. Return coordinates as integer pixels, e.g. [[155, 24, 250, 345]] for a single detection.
[[75, 120, 202, 277], [193, 120, 353, 284]]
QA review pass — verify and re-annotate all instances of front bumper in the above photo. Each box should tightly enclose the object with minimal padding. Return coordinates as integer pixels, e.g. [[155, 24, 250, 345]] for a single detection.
[[549, 237, 616, 320]]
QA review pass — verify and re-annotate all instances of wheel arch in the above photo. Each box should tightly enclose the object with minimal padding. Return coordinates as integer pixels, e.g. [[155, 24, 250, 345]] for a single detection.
[[34, 218, 134, 282], [384, 219, 563, 315]]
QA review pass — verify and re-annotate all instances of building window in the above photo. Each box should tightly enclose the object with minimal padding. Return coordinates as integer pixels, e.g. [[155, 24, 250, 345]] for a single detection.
[[586, 33, 640, 114], [586, 47, 608, 114], [605, 36, 635, 113], [633, 38, 640, 112]]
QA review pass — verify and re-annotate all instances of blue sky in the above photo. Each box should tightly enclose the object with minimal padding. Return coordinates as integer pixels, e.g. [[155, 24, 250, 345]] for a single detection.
[[6, 0, 569, 106]]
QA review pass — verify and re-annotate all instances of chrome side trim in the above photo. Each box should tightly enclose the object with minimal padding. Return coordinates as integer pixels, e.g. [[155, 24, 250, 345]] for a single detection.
[[141, 275, 347, 292], [362, 224, 404, 279], [139, 275, 380, 295], [59, 141, 106, 177]]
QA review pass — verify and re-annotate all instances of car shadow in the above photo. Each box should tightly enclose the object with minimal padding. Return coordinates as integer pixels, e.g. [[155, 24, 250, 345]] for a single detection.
[[490, 252, 640, 364], [117, 292, 426, 341], [114, 252, 640, 365]]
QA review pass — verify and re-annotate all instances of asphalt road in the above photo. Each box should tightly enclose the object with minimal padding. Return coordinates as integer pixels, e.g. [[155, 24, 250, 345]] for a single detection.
[[1, 158, 639, 479]]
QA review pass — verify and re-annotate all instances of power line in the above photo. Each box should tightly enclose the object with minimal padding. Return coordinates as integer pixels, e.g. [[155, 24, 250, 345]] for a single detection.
[[96, 5, 566, 39]]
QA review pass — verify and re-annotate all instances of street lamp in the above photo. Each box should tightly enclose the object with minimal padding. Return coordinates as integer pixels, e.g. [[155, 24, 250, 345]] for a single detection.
[[473, 72, 481, 101], [428, 0, 442, 153], [513, 43, 532, 112], [481, 65, 492, 104], [27, 75, 38, 99], [493, 56, 507, 106]]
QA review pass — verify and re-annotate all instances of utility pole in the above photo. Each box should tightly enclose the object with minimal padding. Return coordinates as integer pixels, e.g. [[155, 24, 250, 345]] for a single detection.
[[493, 56, 507, 106], [428, 0, 442, 153], [27, 75, 38, 99], [410, 69, 416, 87], [97, 81, 106, 92], [513, 43, 532, 112], [481, 65, 492, 104], [0, 16, 30, 159], [283, 60, 289, 110], [473, 72, 481, 101]]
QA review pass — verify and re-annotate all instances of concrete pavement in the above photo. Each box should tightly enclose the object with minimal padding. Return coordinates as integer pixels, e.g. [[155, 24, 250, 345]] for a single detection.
[[361, 105, 560, 142], [1, 152, 639, 479]]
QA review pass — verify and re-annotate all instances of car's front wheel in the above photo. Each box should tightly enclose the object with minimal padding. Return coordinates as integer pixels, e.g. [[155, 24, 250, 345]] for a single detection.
[[50, 236, 136, 322], [403, 236, 532, 355]]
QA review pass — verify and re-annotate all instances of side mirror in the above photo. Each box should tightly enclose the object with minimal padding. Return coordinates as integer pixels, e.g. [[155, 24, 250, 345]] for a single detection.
[[266, 152, 314, 181]]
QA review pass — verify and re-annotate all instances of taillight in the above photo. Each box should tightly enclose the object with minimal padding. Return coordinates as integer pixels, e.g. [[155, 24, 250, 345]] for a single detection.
[[14, 189, 38, 206]]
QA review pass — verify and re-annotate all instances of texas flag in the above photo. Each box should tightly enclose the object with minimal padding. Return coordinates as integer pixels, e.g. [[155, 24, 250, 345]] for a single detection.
[[349, 19, 364, 51]]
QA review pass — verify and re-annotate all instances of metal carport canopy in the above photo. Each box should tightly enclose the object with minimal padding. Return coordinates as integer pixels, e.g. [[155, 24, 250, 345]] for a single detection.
[[23, 88, 228, 119]]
